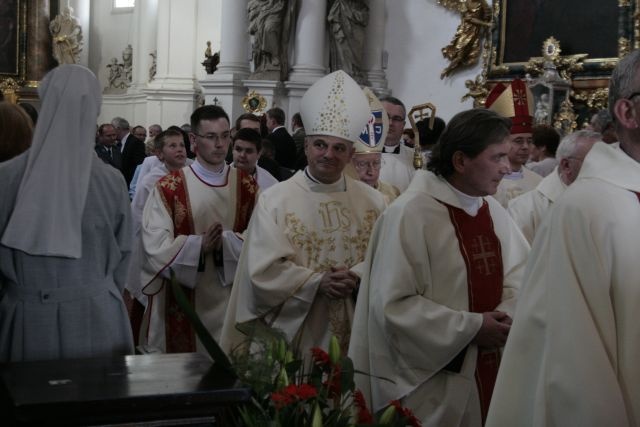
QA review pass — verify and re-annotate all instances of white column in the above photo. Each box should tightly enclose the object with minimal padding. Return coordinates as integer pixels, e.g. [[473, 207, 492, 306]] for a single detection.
[[130, 0, 158, 92], [64, 0, 90, 67], [145, 0, 198, 128], [288, 0, 327, 84], [215, 0, 250, 78], [200, 0, 250, 120], [285, 0, 327, 124], [363, 0, 389, 96]]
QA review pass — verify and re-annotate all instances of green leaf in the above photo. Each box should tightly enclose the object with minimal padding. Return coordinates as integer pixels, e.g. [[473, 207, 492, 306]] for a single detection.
[[169, 269, 235, 376], [339, 356, 355, 394]]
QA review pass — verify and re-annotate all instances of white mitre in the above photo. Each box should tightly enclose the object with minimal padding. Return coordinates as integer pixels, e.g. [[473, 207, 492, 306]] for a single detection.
[[300, 70, 370, 144]]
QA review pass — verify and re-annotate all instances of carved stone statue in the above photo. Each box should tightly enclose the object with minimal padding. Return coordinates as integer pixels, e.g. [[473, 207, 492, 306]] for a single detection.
[[534, 93, 550, 124], [49, 6, 83, 65], [122, 44, 133, 84], [149, 50, 157, 82], [247, 0, 298, 81], [202, 40, 220, 75], [327, 0, 369, 85]]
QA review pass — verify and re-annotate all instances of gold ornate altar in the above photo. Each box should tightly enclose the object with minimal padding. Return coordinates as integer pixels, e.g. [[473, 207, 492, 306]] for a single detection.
[[0, 0, 57, 104], [438, 0, 640, 130]]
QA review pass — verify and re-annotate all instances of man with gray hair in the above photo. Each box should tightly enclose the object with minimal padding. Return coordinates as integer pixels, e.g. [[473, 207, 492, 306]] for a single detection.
[[507, 130, 600, 243], [111, 116, 145, 185], [588, 109, 618, 144], [487, 50, 640, 426]]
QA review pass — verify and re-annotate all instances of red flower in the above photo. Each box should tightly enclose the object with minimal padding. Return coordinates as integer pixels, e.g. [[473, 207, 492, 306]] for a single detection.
[[271, 390, 295, 409], [271, 384, 318, 409], [311, 347, 331, 366], [390, 400, 421, 427], [353, 390, 374, 424], [295, 383, 318, 400]]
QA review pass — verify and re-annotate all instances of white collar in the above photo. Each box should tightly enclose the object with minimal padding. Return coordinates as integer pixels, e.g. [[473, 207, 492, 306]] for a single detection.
[[445, 180, 482, 216], [191, 159, 228, 185], [303, 168, 346, 192]]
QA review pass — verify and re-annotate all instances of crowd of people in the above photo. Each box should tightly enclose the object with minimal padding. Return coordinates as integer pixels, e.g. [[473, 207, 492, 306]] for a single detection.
[[0, 50, 639, 425]]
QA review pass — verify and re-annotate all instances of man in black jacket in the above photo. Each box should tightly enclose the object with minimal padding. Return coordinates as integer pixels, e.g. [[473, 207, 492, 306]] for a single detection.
[[265, 107, 297, 170], [112, 116, 146, 185]]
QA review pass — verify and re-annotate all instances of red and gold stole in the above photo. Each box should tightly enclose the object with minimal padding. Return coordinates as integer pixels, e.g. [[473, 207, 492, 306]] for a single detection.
[[442, 200, 503, 425], [157, 167, 258, 353]]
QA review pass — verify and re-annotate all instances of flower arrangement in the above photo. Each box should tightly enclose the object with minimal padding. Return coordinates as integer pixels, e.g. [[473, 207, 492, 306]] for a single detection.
[[168, 271, 420, 426], [232, 335, 421, 427]]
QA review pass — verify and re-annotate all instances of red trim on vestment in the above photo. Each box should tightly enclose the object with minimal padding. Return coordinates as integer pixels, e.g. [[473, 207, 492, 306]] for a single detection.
[[442, 200, 503, 425]]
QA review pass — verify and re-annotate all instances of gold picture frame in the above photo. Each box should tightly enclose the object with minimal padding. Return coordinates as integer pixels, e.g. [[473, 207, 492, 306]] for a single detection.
[[489, 0, 636, 80]]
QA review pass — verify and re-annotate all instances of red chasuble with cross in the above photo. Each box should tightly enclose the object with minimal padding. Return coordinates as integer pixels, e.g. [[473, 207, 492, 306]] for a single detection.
[[149, 167, 257, 353], [443, 200, 503, 424]]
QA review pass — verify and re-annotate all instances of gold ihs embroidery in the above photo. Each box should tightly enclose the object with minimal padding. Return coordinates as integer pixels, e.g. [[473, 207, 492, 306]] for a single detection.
[[318, 201, 352, 233], [285, 208, 379, 272]]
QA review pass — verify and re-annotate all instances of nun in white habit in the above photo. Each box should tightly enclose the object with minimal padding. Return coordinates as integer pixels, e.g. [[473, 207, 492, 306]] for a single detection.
[[0, 65, 134, 362]]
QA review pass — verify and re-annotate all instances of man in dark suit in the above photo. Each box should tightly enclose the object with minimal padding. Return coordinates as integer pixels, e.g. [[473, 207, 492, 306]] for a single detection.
[[111, 116, 146, 186], [95, 123, 122, 170], [265, 107, 297, 170]]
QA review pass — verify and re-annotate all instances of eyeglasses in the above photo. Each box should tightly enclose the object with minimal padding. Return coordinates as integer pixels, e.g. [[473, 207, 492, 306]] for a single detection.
[[353, 160, 382, 170], [626, 92, 640, 100], [388, 114, 405, 123], [193, 132, 230, 143]]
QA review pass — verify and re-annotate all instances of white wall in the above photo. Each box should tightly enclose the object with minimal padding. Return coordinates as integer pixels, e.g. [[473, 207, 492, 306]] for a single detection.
[[384, 0, 481, 121], [87, 0, 478, 125], [88, 2, 135, 89]]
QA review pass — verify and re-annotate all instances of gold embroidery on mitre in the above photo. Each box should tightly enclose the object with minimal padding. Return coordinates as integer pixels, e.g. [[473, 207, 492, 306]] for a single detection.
[[312, 72, 350, 140]]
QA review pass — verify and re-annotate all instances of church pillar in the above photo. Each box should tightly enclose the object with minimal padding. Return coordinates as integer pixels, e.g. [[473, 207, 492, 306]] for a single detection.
[[145, 0, 197, 127], [129, 0, 157, 93], [285, 0, 327, 125], [363, 0, 389, 97], [200, 0, 250, 120]]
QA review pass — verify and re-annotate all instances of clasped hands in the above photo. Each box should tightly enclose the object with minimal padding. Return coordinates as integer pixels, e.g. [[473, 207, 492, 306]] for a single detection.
[[318, 265, 359, 300], [201, 222, 223, 254], [473, 311, 512, 349]]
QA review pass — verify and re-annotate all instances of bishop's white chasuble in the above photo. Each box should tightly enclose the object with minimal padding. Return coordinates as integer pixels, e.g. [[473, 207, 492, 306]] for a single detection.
[[221, 171, 386, 357]]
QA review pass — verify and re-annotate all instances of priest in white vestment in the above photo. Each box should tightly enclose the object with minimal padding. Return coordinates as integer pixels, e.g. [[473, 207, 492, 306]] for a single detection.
[[508, 130, 599, 243], [486, 79, 542, 207], [350, 109, 530, 426], [220, 71, 387, 358], [139, 105, 258, 355], [379, 96, 416, 191], [487, 51, 640, 427]]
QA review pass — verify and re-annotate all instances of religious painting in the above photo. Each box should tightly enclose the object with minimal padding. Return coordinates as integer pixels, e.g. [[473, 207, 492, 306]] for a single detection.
[[489, 0, 635, 79], [0, 0, 21, 76]]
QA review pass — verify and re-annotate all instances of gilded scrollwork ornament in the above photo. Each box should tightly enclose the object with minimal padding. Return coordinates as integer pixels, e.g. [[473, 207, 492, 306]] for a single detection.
[[438, 0, 493, 78], [553, 99, 578, 135], [572, 88, 610, 111]]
